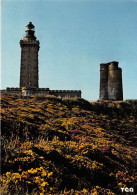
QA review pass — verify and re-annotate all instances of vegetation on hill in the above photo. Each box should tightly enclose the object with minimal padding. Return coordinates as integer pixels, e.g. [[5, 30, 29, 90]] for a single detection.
[[1, 94, 137, 195]]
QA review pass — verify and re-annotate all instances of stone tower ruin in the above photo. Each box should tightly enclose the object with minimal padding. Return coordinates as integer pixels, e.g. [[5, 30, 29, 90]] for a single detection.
[[100, 61, 123, 100], [20, 22, 39, 88]]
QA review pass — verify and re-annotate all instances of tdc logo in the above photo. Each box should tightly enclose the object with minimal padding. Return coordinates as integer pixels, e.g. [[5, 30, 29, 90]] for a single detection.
[[121, 188, 134, 193]]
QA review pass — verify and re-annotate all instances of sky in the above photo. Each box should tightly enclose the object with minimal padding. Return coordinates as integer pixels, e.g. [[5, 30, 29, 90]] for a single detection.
[[1, 0, 137, 101]]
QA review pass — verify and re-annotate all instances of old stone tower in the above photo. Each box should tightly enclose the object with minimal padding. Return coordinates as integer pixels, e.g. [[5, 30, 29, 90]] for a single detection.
[[100, 61, 123, 100], [20, 22, 40, 88]]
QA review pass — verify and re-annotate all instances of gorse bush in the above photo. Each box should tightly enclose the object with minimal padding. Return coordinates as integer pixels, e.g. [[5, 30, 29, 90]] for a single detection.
[[1, 94, 137, 194]]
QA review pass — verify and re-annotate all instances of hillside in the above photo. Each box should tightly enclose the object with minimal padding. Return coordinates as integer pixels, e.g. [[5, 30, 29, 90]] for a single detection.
[[1, 94, 137, 195]]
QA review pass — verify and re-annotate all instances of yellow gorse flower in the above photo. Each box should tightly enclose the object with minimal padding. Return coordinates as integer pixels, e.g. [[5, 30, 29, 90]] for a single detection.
[[28, 168, 37, 174], [23, 149, 33, 155], [48, 172, 53, 178], [41, 182, 49, 187], [6, 172, 11, 177]]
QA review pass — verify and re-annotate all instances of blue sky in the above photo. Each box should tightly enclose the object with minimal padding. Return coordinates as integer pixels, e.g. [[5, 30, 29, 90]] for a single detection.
[[1, 0, 137, 100]]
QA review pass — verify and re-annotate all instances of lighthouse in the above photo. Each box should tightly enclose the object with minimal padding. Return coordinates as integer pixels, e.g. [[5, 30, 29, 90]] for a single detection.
[[20, 22, 40, 88]]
